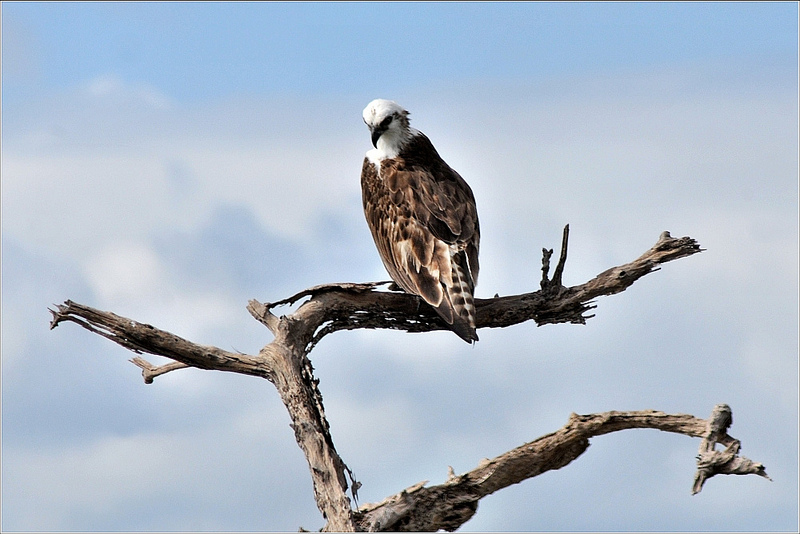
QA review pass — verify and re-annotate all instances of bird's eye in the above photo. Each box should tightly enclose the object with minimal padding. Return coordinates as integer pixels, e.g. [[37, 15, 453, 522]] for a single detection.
[[380, 116, 393, 129]]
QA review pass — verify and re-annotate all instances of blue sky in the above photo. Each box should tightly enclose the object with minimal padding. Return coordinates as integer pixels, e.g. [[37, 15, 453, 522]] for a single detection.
[[2, 2, 798, 532], [5, 2, 797, 102]]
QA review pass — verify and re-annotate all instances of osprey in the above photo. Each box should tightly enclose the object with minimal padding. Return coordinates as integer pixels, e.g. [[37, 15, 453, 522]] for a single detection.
[[360, 99, 480, 343]]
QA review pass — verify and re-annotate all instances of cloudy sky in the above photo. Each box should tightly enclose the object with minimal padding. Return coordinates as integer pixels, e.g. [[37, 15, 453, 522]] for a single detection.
[[2, 2, 797, 532]]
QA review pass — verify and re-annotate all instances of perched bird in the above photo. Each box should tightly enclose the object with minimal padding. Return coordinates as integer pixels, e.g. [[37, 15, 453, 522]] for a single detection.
[[360, 99, 480, 343]]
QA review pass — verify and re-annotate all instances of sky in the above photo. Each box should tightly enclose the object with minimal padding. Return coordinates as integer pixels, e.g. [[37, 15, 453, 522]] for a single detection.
[[2, 2, 798, 532]]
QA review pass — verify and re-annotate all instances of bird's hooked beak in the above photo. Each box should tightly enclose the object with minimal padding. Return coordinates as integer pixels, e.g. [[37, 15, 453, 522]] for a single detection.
[[370, 126, 385, 149]]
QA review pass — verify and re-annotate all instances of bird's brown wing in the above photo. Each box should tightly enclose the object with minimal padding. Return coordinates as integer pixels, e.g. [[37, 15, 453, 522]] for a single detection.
[[361, 140, 480, 342]]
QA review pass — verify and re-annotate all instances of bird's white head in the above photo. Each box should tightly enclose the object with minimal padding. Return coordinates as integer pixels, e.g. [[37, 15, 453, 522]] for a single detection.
[[362, 99, 412, 159]]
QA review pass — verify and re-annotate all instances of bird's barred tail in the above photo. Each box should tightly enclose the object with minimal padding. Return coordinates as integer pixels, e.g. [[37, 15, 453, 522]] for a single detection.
[[442, 251, 478, 343]]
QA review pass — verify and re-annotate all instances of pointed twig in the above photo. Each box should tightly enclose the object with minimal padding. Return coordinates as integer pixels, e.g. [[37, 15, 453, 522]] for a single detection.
[[550, 224, 569, 288], [129, 357, 190, 384]]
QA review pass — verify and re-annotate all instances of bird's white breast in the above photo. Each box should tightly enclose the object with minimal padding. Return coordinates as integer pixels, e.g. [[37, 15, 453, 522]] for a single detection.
[[366, 142, 400, 173], [366, 148, 384, 168]]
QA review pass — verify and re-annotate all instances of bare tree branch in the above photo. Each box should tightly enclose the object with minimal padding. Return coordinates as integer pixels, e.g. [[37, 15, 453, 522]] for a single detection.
[[48, 300, 273, 379], [48, 228, 737, 532], [355, 407, 770, 532], [246, 229, 703, 354]]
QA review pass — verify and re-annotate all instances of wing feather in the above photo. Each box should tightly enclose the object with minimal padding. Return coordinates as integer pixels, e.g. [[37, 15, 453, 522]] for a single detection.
[[361, 132, 480, 342]]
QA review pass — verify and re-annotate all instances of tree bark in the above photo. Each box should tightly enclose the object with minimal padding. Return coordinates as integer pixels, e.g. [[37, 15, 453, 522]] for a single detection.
[[49, 228, 768, 531]]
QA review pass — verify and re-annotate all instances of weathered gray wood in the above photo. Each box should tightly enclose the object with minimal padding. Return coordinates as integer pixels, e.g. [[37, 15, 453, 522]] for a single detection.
[[354, 407, 769, 531], [49, 229, 767, 531], [692, 404, 771, 495]]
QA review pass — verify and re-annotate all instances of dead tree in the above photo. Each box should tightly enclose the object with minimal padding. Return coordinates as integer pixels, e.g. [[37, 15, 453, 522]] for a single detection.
[[49, 227, 770, 531]]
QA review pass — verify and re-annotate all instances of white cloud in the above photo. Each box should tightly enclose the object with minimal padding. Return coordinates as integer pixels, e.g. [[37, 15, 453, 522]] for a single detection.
[[79, 239, 242, 344], [174, 141, 359, 242], [2, 151, 184, 260], [85, 242, 164, 301]]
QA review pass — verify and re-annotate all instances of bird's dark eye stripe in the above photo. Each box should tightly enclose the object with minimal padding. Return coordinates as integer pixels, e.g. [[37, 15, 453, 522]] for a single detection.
[[380, 116, 393, 128]]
